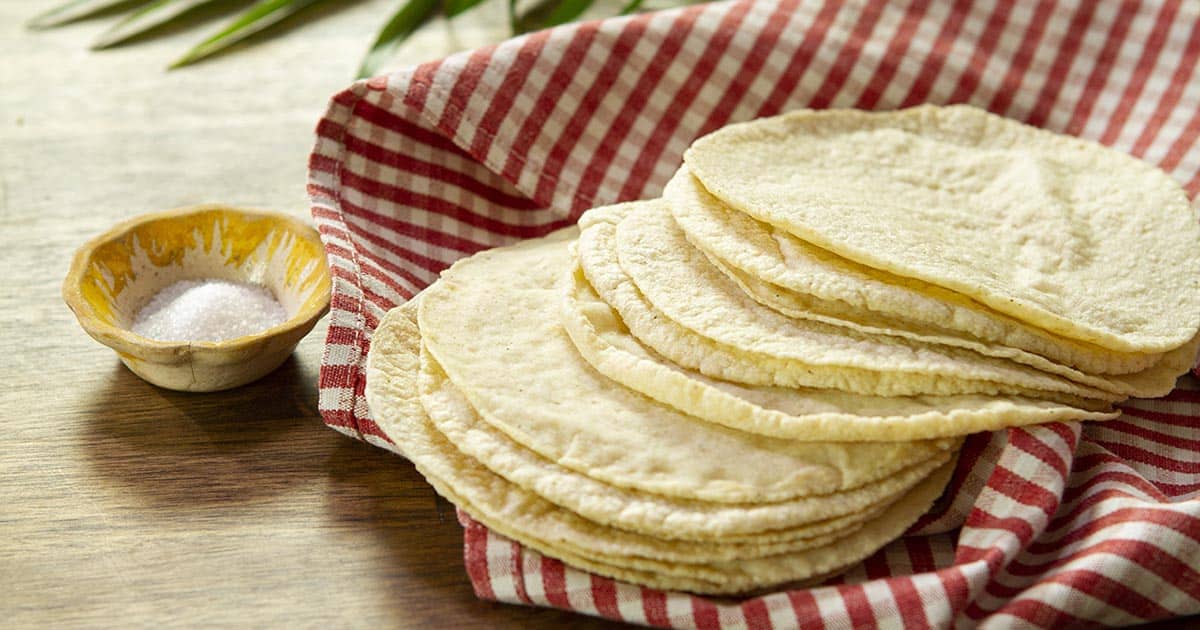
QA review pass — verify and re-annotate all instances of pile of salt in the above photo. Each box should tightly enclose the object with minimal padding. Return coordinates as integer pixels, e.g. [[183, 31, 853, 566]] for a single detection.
[[132, 279, 287, 342]]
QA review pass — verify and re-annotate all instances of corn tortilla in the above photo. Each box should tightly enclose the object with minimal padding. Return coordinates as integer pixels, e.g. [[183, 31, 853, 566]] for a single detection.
[[418, 232, 951, 503], [684, 105, 1200, 353]]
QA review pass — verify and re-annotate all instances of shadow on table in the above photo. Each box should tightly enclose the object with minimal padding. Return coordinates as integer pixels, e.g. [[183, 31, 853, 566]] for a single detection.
[[80, 354, 326, 507], [323, 441, 626, 629]]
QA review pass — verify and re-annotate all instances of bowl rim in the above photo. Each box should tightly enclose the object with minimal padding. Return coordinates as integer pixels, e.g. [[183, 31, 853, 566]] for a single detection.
[[62, 203, 332, 358]]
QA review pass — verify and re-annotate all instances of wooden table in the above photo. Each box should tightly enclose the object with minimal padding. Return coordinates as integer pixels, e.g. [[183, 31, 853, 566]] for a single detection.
[[0, 2, 618, 626]]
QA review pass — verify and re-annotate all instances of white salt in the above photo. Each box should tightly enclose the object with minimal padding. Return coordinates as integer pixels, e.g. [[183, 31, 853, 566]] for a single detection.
[[132, 279, 288, 342]]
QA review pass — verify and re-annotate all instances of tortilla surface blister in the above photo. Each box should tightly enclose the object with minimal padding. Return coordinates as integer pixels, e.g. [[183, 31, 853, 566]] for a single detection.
[[684, 105, 1200, 353], [365, 303, 956, 594], [418, 232, 952, 503], [612, 199, 1132, 401]]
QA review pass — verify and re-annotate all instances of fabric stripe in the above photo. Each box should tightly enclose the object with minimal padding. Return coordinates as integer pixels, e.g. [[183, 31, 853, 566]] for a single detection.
[[899, 0, 972, 106], [1063, 0, 1140, 135], [1128, 17, 1200, 158], [1022, 1, 1098, 127], [590, 575, 621, 622], [532, 20, 650, 207], [499, 22, 601, 190], [541, 558, 569, 608], [694, 0, 800, 137], [806, 2, 887, 110], [855, 0, 933, 110], [754, 0, 843, 116], [467, 32, 546, 165], [985, 0, 1056, 116], [1097, 0, 1182, 145], [887, 572, 931, 630], [462, 515, 495, 601], [615, 3, 752, 202], [570, 9, 700, 210], [741, 597, 772, 630], [643, 587, 670, 627], [945, 0, 1015, 103]]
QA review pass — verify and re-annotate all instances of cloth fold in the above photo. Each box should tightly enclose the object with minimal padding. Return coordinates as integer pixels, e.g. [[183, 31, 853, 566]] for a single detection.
[[308, 1, 1200, 626]]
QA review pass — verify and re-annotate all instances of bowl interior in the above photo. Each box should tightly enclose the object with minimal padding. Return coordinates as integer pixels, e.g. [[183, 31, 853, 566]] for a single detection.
[[76, 207, 329, 341]]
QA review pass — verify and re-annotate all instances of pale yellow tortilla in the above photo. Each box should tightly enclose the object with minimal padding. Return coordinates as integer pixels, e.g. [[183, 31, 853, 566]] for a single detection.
[[579, 202, 1120, 401], [364, 304, 957, 593], [420, 341, 948, 538], [365, 304, 875, 564], [417, 232, 951, 503], [704, 250, 1200, 400], [666, 166, 1163, 376], [684, 105, 1200, 353], [431, 458, 955, 595], [614, 199, 1133, 401], [561, 257, 1118, 441]]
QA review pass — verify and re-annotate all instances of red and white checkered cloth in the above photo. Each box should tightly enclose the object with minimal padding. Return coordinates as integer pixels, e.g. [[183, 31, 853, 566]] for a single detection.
[[307, 1, 1200, 626]]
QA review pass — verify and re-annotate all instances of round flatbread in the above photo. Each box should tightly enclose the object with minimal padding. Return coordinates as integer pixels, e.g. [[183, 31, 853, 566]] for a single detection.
[[701, 249, 1200, 400], [666, 166, 1162, 376], [444, 461, 954, 596], [579, 202, 1118, 401], [367, 304, 875, 562], [365, 304, 956, 594], [561, 257, 1118, 441], [614, 199, 1127, 400], [684, 105, 1200, 353], [418, 232, 951, 503], [420, 342, 946, 538]]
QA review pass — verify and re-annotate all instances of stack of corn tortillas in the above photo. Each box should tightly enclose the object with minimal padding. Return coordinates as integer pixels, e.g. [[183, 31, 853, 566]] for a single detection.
[[365, 105, 1200, 595]]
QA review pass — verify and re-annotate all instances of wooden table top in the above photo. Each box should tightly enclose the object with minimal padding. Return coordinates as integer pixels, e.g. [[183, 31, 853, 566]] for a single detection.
[[12, 3, 1195, 628], [0, 2, 618, 626]]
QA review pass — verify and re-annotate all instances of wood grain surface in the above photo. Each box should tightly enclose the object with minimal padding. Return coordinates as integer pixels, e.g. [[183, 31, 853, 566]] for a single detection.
[[13, 4, 1190, 628], [0, 2, 620, 626]]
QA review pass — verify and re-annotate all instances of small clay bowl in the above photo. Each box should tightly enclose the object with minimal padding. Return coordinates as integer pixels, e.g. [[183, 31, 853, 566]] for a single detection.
[[63, 204, 331, 392]]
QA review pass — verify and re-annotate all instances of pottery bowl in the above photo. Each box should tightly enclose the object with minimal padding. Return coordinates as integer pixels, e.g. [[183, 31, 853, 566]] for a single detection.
[[63, 204, 331, 392]]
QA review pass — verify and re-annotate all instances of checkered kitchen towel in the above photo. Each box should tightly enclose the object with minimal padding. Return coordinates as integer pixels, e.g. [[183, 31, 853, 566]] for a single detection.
[[307, 0, 1200, 626]]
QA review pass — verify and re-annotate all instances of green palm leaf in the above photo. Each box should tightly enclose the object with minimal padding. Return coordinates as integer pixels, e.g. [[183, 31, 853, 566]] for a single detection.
[[92, 0, 247, 49], [514, 0, 593, 33], [355, 0, 441, 79], [619, 0, 644, 15], [169, 0, 328, 69], [506, 0, 519, 33], [31, 0, 682, 73], [443, 0, 488, 18], [27, 0, 155, 29]]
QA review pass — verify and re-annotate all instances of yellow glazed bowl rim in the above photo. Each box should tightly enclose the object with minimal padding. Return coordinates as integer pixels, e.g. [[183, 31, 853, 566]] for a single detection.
[[62, 203, 331, 364]]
